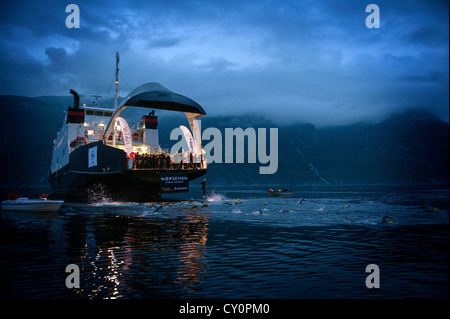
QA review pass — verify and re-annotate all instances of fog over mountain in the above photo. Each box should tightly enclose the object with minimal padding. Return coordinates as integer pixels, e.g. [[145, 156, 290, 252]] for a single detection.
[[0, 95, 448, 191]]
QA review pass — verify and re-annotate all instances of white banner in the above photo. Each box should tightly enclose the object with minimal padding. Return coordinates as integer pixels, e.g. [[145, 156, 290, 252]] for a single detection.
[[180, 125, 195, 154], [191, 118, 202, 156], [88, 146, 97, 168], [117, 117, 133, 157]]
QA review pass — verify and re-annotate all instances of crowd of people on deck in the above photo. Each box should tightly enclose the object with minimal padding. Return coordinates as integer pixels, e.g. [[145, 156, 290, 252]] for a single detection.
[[132, 152, 204, 170]]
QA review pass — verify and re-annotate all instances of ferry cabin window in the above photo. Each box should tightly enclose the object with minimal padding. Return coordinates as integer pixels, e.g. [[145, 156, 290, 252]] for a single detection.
[[86, 110, 113, 117]]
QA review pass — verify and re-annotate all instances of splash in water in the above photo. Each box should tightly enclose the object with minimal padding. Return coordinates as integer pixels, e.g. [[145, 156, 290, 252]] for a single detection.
[[86, 183, 113, 203], [207, 191, 226, 202]]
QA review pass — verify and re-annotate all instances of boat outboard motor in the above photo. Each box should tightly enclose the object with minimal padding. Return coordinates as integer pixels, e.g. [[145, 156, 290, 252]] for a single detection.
[[70, 89, 80, 109]]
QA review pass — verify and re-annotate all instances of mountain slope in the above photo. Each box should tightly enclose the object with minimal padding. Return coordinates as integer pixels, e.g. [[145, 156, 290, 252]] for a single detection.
[[0, 95, 448, 188]]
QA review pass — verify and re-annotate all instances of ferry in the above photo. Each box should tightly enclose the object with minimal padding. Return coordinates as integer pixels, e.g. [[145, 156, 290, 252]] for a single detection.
[[49, 53, 207, 201]]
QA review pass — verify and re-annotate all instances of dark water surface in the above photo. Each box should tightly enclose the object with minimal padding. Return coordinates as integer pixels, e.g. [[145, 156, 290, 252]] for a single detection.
[[1, 185, 448, 299]]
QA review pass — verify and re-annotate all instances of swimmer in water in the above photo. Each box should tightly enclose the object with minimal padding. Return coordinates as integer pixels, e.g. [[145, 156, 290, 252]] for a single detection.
[[234, 198, 242, 205], [382, 216, 394, 224], [152, 204, 164, 214]]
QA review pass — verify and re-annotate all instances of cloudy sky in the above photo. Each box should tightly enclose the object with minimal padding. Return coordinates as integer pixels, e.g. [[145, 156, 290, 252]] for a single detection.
[[0, 0, 448, 126]]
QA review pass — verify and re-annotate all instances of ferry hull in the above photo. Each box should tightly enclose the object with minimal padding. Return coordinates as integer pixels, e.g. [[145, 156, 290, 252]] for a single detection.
[[49, 141, 206, 202]]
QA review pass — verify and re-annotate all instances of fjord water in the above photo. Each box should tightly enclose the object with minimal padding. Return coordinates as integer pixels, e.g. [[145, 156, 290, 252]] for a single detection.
[[0, 185, 448, 299]]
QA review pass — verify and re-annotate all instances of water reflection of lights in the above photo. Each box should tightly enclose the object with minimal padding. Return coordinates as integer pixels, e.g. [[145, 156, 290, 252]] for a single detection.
[[105, 248, 122, 298], [78, 210, 211, 298], [174, 214, 209, 293], [89, 246, 124, 299]]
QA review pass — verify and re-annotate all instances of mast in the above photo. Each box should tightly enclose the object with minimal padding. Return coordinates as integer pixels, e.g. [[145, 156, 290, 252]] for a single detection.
[[113, 52, 120, 146], [114, 52, 119, 109]]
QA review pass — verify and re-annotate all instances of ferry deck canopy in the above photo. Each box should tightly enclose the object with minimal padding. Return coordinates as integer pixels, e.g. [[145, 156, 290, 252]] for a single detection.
[[119, 82, 206, 115], [103, 82, 206, 141]]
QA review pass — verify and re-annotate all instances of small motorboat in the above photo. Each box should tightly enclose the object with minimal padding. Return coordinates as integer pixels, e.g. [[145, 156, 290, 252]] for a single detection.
[[1, 197, 64, 212], [267, 189, 294, 198]]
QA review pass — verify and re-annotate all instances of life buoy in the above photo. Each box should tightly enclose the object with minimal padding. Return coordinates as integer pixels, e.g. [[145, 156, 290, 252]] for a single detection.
[[70, 137, 87, 147]]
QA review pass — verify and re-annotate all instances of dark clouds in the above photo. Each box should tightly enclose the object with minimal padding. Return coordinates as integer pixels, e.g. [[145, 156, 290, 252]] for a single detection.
[[0, 0, 448, 126]]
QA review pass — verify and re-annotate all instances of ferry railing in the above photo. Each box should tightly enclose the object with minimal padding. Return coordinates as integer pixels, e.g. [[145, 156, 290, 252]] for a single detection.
[[131, 153, 207, 171]]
